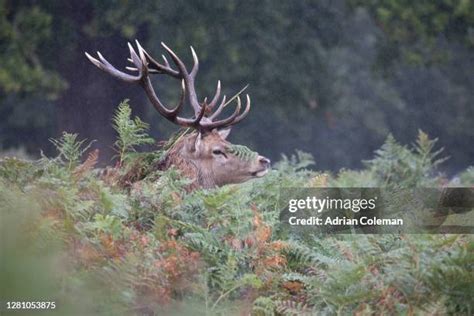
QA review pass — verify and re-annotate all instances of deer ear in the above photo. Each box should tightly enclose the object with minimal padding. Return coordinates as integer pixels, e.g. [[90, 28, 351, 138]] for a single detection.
[[215, 127, 232, 140]]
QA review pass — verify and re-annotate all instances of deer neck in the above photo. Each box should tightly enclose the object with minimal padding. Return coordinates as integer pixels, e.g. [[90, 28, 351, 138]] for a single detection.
[[195, 167, 217, 188], [164, 135, 216, 189], [180, 140, 217, 189]]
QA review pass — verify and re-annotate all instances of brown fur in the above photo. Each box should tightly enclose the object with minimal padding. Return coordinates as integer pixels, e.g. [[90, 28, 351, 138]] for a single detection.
[[159, 134, 200, 190], [159, 130, 270, 189], [116, 130, 270, 190]]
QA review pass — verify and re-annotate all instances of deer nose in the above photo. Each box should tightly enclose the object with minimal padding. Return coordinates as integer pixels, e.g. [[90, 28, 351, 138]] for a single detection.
[[258, 156, 271, 167]]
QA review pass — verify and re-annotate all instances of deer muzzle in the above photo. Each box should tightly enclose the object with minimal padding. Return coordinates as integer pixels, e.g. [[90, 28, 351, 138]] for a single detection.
[[251, 156, 271, 177]]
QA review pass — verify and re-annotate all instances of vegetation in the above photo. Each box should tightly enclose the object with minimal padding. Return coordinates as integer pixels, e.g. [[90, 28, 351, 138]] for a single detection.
[[1, 105, 472, 315], [112, 100, 155, 166], [348, 0, 474, 65]]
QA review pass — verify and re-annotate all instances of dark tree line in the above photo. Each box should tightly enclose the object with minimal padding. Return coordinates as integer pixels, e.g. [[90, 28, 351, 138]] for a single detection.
[[1, 0, 473, 173]]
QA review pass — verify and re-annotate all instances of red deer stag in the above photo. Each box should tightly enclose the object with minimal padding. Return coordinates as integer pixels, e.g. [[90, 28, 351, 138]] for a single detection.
[[85, 41, 270, 188]]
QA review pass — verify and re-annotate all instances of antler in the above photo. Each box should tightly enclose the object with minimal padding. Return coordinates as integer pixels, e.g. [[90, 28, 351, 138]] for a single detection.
[[85, 40, 251, 131]]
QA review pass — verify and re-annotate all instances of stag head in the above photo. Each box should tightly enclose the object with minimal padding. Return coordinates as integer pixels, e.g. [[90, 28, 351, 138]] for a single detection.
[[85, 41, 270, 188]]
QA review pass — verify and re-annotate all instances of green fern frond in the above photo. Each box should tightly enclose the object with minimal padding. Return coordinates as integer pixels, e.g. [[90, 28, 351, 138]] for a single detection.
[[414, 129, 449, 168], [49, 131, 95, 171], [228, 144, 258, 161], [112, 99, 154, 165], [253, 296, 276, 316], [275, 300, 311, 315]]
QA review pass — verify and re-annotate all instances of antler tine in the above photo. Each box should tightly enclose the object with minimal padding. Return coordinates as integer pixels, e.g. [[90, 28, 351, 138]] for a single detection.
[[85, 49, 142, 83], [228, 94, 251, 126], [189, 46, 199, 78], [85, 52, 103, 69], [173, 80, 186, 118], [202, 96, 242, 129], [209, 95, 227, 120], [190, 101, 207, 126], [126, 55, 159, 73], [209, 84, 249, 122], [127, 42, 144, 71], [135, 40, 180, 78], [125, 65, 160, 73], [161, 42, 202, 116], [207, 80, 222, 110], [161, 55, 171, 67]]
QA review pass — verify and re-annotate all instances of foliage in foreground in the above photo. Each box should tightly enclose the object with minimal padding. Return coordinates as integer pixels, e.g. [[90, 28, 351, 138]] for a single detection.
[[0, 112, 473, 315]]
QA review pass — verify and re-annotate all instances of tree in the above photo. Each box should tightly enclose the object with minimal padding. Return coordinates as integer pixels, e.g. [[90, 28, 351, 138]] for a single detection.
[[349, 0, 474, 66]]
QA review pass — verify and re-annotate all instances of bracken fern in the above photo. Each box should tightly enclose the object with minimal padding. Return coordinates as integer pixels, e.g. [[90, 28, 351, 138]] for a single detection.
[[112, 99, 154, 165], [0, 112, 472, 315]]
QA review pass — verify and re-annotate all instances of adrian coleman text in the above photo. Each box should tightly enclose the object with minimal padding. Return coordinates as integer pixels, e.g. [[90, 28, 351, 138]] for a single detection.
[[289, 216, 404, 226]]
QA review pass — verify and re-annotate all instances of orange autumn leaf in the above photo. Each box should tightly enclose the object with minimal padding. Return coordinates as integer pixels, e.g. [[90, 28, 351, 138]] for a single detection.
[[282, 280, 304, 294], [270, 241, 288, 251], [251, 204, 263, 227], [263, 255, 286, 268], [256, 225, 272, 244], [73, 149, 99, 179], [42, 207, 64, 222], [75, 243, 101, 265], [99, 233, 122, 258]]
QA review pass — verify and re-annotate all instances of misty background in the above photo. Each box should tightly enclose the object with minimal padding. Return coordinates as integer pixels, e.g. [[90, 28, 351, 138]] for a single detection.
[[1, 0, 473, 174]]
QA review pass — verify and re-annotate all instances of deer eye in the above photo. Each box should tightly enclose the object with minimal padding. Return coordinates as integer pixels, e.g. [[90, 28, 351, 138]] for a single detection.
[[212, 149, 227, 158]]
